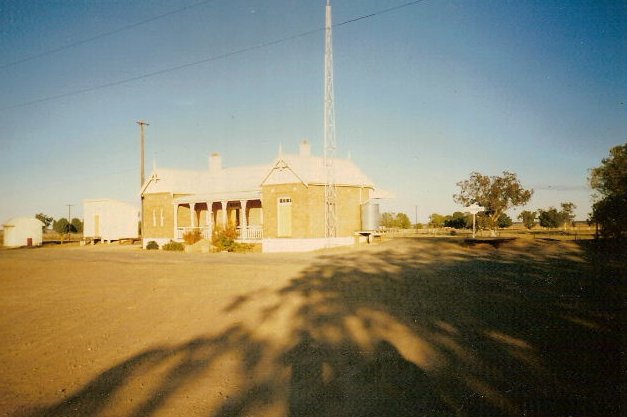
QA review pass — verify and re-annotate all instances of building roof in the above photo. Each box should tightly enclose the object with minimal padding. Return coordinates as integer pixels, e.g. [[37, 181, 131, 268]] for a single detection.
[[143, 144, 379, 198], [2, 217, 44, 229], [261, 153, 374, 187]]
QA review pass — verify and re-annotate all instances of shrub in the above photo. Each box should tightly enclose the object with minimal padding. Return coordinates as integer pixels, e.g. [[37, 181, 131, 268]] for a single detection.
[[146, 241, 159, 250], [183, 229, 202, 245], [212, 225, 238, 252], [162, 240, 184, 251]]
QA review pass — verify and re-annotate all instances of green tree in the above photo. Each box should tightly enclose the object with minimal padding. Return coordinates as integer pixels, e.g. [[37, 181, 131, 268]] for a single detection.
[[71, 218, 83, 233], [538, 207, 561, 228], [53, 218, 81, 234], [380, 212, 412, 229], [428, 213, 446, 228], [518, 210, 537, 229], [443, 212, 469, 229], [395, 212, 412, 229], [559, 202, 576, 227], [53, 218, 70, 234], [380, 212, 395, 228], [589, 143, 627, 239], [497, 213, 513, 228], [454, 171, 533, 233], [35, 213, 53, 230]]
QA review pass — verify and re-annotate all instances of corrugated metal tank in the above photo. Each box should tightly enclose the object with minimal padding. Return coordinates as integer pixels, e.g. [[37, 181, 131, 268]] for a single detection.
[[360, 201, 380, 231]]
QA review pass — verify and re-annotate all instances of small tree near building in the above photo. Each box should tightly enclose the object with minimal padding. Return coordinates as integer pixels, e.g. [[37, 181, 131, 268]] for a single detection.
[[35, 213, 53, 230], [71, 218, 83, 233]]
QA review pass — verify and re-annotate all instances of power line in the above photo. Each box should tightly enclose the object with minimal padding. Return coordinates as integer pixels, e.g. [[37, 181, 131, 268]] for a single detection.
[[0, 0, 222, 70], [0, 0, 428, 112]]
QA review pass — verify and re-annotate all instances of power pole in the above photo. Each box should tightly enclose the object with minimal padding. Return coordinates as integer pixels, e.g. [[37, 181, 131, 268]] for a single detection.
[[136, 120, 149, 240], [324, 0, 337, 241], [66, 203, 74, 243]]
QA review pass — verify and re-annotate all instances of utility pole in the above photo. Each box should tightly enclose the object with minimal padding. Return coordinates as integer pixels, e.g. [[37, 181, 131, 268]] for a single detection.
[[415, 205, 418, 229], [66, 203, 74, 243], [136, 120, 149, 240]]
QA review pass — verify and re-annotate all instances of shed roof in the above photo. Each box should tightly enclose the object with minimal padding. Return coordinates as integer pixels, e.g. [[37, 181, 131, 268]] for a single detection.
[[2, 217, 44, 228]]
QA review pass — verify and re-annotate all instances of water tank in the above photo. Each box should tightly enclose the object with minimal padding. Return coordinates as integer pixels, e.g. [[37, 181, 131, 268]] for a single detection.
[[361, 201, 380, 231]]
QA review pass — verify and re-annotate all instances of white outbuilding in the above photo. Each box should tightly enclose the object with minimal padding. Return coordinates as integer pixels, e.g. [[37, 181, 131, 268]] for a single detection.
[[2, 217, 44, 247], [83, 199, 139, 243]]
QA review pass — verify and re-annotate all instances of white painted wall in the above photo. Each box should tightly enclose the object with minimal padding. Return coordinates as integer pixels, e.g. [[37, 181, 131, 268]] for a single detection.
[[83, 199, 138, 241], [2, 217, 44, 247], [262, 237, 354, 253]]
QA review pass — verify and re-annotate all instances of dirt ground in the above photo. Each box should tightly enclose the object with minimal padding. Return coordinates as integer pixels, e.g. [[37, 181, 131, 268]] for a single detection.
[[0, 238, 623, 417]]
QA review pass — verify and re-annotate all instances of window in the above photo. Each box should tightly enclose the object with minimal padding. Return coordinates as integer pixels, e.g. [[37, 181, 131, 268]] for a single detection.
[[152, 209, 156, 227], [160, 208, 164, 227]]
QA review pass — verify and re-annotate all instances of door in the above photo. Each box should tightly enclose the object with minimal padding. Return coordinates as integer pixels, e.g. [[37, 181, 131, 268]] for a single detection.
[[277, 197, 292, 237]]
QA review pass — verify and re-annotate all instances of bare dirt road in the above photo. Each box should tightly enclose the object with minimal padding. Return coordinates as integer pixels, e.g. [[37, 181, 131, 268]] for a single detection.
[[0, 239, 623, 417]]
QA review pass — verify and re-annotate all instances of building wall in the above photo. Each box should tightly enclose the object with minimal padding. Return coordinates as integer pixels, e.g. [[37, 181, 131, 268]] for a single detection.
[[84, 200, 138, 241], [142, 193, 175, 239], [262, 184, 372, 239]]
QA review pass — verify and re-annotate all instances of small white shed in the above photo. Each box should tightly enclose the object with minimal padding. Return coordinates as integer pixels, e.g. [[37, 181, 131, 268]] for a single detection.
[[2, 217, 44, 247], [83, 199, 139, 242]]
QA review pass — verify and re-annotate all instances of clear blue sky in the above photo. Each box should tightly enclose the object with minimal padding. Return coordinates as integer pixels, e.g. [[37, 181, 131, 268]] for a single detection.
[[0, 0, 625, 223]]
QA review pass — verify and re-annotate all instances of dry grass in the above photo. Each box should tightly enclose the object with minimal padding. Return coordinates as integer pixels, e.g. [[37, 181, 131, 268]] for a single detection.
[[0, 239, 623, 417]]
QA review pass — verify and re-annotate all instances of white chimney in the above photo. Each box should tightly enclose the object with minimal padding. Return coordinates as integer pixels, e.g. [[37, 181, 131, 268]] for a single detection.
[[209, 153, 222, 173], [299, 139, 311, 157]]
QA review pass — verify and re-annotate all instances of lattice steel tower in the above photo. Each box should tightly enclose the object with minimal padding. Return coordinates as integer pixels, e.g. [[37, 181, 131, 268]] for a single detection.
[[324, 0, 337, 239]]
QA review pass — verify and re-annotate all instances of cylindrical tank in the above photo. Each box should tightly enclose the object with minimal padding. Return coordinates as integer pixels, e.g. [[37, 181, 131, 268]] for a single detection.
[[361, 201, 380, 231]]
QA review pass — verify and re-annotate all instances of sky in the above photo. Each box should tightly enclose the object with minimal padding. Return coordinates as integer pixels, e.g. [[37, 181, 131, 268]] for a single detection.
[[0, 0, 625, 224]]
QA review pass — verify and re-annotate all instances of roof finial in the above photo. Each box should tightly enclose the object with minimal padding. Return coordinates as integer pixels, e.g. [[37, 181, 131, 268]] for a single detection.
[[278, 143, 283, 156]]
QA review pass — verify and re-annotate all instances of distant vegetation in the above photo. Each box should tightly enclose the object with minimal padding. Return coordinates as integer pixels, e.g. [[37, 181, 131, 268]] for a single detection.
[[380, 212, 412, 229]]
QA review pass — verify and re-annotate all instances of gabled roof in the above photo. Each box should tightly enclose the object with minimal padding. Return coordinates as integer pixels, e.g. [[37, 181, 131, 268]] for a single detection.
[[142, 148, 378, 198], [143, 163, 271, 195], [261, 153, 374, 187]]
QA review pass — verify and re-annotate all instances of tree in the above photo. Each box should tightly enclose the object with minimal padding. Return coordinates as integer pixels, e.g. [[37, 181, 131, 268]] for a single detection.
[[443, 212, 469, 229], [518, 210, 537, 229], [538, 207, 561, 228], [428, 213, 446, 228], [71, 218, 83, 233], [53, 218, 81, 234], [380, 212, 412, 229], [380, 212, 395, 228], [53, 218, 70, 234], [589, 143, 627, 239], [35, 213, 53, 230], [454, 171, 533, 233], [395, 213, 412, 229], [497, 213, 513, 228], [559, 202, 576, 227]]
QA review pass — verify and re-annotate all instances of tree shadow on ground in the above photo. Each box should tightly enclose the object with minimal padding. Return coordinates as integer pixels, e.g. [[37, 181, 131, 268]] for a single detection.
[[21, 238, 624, 417]]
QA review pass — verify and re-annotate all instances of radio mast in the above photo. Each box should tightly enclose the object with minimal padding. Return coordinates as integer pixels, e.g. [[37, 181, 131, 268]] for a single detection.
[[324, 0, 337, 239]]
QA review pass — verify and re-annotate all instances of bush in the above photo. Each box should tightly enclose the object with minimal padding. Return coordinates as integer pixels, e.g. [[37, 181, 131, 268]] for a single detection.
[[146, 241, 159, 250], [162, 241, 184, 251], [183, 229, 202, 245], [212, 225, 238, 252]]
